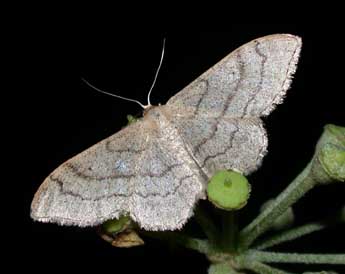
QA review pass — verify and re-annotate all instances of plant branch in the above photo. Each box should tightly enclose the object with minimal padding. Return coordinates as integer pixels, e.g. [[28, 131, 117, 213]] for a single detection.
[[254, 208, 344, 250], [254, 222, 326, 250], [238, 259, 294, 274], [194, 204, 220, 245], [140, 231, 211, 254], [246, 250, 345, 265], [221, 211, 238, 252], [208, 263, 241, 274], [238, 124, 344, 250], [302, 271, 338, 274], [238, 162, 317, 250]]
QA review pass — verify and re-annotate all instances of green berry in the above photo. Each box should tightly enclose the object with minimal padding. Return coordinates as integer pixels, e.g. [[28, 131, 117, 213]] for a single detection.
[[207, 170, 251, 211]]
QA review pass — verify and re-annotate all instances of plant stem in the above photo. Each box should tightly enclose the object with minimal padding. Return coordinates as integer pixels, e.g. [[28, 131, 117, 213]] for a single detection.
[[238, 259, 294, 274], [238, 162, 317, 250], [254, 222, 327, 250], [221, 211, 238, 252], [140, 231, 211, 254], [194, 204, 219, 245], [254, 207, 344, 250], [208, 263, 240, 274], [246, 250, 345, 265]]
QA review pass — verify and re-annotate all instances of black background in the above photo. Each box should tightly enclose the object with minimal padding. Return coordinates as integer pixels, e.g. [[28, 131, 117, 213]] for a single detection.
[[17, 25, 344, 273]]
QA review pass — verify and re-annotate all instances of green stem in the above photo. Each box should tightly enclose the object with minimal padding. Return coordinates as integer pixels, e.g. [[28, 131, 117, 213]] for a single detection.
[[246, 250, 345, 265], [254, 222, 326, 250], [238, 162, 317, 250], [194, 204, 219, 245], [238, 260, 294, 274], [141, 231, 211, 254], [303, 271, 338, 274], [175, 235, 211, 254], [208, 263, 240, 274], [254, 208, 344, 250], [238, 124, 345, 250], [221, 211, 237, 252]]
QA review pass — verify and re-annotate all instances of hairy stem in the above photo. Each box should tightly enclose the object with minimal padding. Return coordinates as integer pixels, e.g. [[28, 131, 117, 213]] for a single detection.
[[254, 222, 326, 250], [239, 162, 317, 250], [238, 259, 294, 274], [254, 208, 344, 250], [141, 231, 211, 254], [246, 250, 345, 265]]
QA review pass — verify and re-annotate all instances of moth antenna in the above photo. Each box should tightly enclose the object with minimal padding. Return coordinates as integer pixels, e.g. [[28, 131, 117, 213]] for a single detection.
[[82, 78, 148, 109], [147, 38, 166, 106]]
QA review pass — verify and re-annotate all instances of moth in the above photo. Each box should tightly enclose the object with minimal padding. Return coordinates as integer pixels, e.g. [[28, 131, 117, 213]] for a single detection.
[[31, 34, 302, 231]]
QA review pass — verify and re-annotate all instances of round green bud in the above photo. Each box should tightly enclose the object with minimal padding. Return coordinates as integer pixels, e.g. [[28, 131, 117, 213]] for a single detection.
[[126, 115, 138, 125], [324, 124, 345, 147], [207, 170, 251, 211], [102, 215, 131, 234], [312, 124, 345, 184], [319, 143, 345, 182]]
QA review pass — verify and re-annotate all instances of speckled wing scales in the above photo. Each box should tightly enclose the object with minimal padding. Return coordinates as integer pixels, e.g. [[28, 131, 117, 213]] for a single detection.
[[31, 121, 146, 227], [167, 113, 268, 177], [31, 119, 204, 230], [31, 34, 302, 231], [127, 116, 205, 230], [167, 34, 301, 117], [167, 34, 301, 177]]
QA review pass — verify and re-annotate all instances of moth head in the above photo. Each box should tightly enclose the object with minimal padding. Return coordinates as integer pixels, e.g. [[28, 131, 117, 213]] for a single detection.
[[143, 105, 164, 120], [142, 104, 155, 116]]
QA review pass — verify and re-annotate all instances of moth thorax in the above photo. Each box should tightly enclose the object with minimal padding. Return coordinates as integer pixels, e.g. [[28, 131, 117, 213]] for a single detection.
[[143, 105, 165, 119]]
